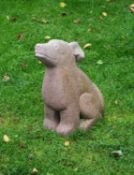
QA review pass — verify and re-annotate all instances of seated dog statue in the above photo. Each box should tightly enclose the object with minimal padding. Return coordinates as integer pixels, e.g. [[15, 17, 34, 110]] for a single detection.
[[35, 39, 104, 136]]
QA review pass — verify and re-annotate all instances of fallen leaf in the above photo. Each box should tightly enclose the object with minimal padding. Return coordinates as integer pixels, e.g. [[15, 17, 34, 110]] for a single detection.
[[19, 143, 26, 149], [74, 168, 78, 172], [129, 4, 134, 13], [32, 17, 48, 24], [64, 140, 70, 146], [29, 154, 33, 160], [112, 150, 123, 158], [83, 43, 92, 49], [114, 100, 118, 104], [6, 16, 17, 22], [17, 33, 24, 40], [6, 16, 10, 20], [2, 74, 10, 82], [73, 18, 81, 24], [97, 60, 103, 65], [42, 19, 48, 24], [3, 135, 10, 142], [32, 168, 38, 174], [87, 27, 95, 32], [61, 12, 67, 16], [60, 2, 66, 8], [10, 16, 17, 22], [102, 12, 108, 17], [38, 61, 42, 64], [44, 35, 51, 40]]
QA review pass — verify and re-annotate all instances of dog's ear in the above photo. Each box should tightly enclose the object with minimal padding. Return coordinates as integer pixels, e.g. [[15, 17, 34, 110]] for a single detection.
[[69, 42, 85, 61]]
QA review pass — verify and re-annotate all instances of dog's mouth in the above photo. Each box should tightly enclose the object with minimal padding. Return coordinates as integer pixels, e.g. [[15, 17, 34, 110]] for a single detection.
[[35, 52, 44, 58], [35, 52, 56, 60], [35, 52, 57, 67]]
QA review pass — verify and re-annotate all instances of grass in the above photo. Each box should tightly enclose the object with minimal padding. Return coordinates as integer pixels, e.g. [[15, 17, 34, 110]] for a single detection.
[[0, 0, 134, 174]]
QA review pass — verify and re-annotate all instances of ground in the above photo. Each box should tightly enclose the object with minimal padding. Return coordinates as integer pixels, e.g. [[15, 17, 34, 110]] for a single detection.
[[0, 0, 134, 175]]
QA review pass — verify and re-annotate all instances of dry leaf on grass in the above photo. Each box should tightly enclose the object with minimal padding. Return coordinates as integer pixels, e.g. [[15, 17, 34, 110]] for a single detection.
[[74, 168, 78, 172], [28, 154, 33, 161], [64, 140, 70, 146], [3, 135, 10, 143], [102, 12, 108, 17], [32, 168, 38, 174], [2, 74, 10, 82], [97, 60, 103, 65], [6, 16, 10, 20], [19, 143, 26, 149], [41, 19, 48, 24], [87, 27, 95, 32], [61, 12, 67, 16], [83, 43, 92, 49], [32, 17, 48, 24], [17, 33, 24, 40], [129, 4, 134, 13], [73, 18, 81, 24], [6, 15, 17, 22], [44, 35, 51, 40], [112, 150, 123, 158], [38, 61, 42, 64], [114, 100, 118, 105], [60, 2, 66, 8]]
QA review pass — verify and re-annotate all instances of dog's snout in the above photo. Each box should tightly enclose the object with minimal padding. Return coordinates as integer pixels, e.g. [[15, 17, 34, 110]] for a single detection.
[[35, 43, 46, 51]]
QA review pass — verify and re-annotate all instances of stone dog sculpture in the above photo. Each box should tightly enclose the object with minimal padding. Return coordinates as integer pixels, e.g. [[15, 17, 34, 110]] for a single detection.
[[35, 39, 104, 136]]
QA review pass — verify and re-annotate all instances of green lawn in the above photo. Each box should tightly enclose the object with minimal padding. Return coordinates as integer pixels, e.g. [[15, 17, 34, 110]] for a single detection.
[[0, 0, 134, 174]]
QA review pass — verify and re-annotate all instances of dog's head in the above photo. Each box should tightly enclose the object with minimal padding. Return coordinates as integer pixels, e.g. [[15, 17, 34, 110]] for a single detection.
[[35, 39, 84, 67]]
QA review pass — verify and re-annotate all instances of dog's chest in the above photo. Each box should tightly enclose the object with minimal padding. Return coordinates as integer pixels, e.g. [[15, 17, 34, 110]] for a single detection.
[[42, 70, 68, 110]]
